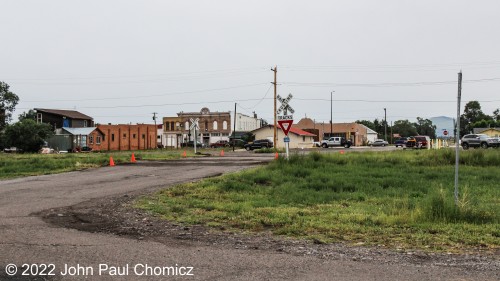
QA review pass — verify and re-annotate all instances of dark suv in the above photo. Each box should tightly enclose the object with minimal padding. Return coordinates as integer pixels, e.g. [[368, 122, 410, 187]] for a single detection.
[[394, 137, 408, 147], [244, 139, 274, 151], [461, 134, 499, 149]]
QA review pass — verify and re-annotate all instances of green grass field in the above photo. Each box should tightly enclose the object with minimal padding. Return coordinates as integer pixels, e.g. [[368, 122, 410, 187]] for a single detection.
[[138, 149, 500, 252], [0, 149, 199, 179]]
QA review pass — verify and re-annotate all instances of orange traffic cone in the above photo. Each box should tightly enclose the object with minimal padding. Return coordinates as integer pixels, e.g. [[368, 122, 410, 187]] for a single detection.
[[182, 151, 187, 158], [340, 150, 345, 155], [131, 153, 137, 163], [274, 152, 279, 159], [109, 156, 115, 166], [220, 149, 225, 157]]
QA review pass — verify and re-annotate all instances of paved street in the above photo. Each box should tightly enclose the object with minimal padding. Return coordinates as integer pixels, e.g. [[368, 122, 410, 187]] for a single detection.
[[0, 154, 498, 280]]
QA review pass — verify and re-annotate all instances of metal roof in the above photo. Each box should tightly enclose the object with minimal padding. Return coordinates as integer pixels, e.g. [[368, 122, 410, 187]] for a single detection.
[[62, 127, 97, 135]]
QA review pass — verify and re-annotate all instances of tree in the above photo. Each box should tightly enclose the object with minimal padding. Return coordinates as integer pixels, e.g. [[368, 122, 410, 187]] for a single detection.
[[355, 120, 376, 131], [460, 101, 491, 134], [414, 117, 437, 138], [18, 109, 37, 121], [3, 119, 54, 152], [0, 81, 19, 130], [493, 108, 499, 122], [392, 119, 417, 137]]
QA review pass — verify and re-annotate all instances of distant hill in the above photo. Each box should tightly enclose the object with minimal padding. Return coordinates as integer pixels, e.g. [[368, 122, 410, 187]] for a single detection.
[[430, 116, 454, 137]]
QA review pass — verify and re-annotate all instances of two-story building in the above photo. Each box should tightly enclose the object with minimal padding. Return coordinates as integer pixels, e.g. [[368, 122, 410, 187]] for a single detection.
[[162, 107, 232, 148], [34, 108, 94, 129]]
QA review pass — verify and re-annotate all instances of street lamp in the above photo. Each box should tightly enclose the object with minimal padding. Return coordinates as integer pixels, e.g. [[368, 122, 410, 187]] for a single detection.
[[330, 91, 334, 138], [384, 108, 387, 142]]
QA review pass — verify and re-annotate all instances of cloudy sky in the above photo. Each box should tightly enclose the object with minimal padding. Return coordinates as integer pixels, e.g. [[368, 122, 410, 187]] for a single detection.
[[2, 0, 499, 125]]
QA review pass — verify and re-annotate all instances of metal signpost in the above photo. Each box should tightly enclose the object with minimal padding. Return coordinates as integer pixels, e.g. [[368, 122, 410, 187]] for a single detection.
[[277, 94, 294, 160], [189, 118, 200, 154]]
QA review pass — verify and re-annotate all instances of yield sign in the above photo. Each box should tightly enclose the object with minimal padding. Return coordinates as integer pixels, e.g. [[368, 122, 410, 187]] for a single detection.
[[278, 120, 293, 136]]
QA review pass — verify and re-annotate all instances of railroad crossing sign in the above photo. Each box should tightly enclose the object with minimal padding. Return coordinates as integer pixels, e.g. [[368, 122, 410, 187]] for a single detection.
[[277, 93, 294, 115], [189, 118, 199, 130]]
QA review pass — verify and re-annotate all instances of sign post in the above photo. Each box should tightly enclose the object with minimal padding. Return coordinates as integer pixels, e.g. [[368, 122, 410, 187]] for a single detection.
[[277, 94, 294, 160], [189, 118, 200, 154]]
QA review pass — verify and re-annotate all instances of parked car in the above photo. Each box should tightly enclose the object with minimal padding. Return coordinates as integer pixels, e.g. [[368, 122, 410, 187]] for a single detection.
[[370, 139, 389, 147], [244, 139, 273, 151], [181, 141, 206, 148], [394, 137, 408, 147], [461, 134, 499, 149], [406, 136, 431, 149], [321, 137, 352, 148], [209, 140, 230, 148], [3, 147, 20, 153], [230, 139, 246, 148]]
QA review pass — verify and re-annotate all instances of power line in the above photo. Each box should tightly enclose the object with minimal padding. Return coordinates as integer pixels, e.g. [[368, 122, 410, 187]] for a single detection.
[[5, 67, 269, 82], [282, 77, 500, 88], [23, 83, 269, 103]]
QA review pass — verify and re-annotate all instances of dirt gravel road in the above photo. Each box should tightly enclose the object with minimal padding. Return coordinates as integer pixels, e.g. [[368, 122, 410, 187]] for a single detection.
[[1, 153, 498, 280]]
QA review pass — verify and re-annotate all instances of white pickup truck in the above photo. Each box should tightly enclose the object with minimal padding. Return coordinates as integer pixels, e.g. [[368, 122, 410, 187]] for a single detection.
[[320, 137, 352, 148]]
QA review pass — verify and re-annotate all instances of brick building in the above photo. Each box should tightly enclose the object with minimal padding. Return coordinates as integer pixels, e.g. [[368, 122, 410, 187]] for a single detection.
[[163, 107, 232, 148], [294, 118, 377, 146], [89, 124, 157, 151]]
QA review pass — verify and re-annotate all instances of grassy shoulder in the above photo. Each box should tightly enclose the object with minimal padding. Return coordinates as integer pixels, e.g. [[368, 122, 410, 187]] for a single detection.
[[0, 149, 201, 179], [137, 149, 500, 253]]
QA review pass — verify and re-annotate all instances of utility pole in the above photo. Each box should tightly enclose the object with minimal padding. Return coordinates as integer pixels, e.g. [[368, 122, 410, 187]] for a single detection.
[[330, 91, 334, 138], [384, 108, 387, 141], [272, 66, 277, 148], [152, 112, 158, 149], [455, 71, 462, 206], [233, 103, 237, 152]]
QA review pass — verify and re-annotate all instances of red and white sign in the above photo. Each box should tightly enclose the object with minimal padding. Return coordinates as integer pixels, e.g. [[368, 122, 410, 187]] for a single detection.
[[443, 130, 448, 136], [278, 120, 293, 136]]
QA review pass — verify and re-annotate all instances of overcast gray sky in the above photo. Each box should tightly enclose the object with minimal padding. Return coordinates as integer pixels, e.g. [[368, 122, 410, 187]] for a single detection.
[[2, 0, 499, 125]]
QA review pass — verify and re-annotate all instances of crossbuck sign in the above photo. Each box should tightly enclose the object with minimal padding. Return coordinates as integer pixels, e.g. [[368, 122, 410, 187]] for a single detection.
[[277, 94, 294, 116], [189, 118, 199, 130]]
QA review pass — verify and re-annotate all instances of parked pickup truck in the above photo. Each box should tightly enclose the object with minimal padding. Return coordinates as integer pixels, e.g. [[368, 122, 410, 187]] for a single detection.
[[321, 137, 352, 148]]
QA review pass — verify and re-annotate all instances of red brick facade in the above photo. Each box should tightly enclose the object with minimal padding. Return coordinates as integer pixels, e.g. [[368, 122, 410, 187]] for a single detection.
[[89, 124, 157, 151]]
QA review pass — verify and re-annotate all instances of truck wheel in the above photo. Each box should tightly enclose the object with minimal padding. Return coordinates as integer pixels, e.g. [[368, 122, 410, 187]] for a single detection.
[[462, 143, 469, 150], [481, 142, 489, 149], [322, 143, 328, 148], [344, 144, 350, 148], [245, 146, 251, 151]]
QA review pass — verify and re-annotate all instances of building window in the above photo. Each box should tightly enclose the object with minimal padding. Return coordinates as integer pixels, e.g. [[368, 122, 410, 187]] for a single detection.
[[123, 133, 127, 139], [83, 120, 88, 127], [171, 122, 175, 131], [36, 113, 42, 123], [185, 121, 189, 130], [96, 136, 101, 144], [89, 135, 94, 144], [102, 135, 105, 141], [212, 132, 220, 137], [222, 133, 229, 136], [176, 122, 180, 130], [213, 121, 218, 130], [111, 134, 115, 142], [133, 134, 136, 139], [303, 136, 306, 142], [223, 121, 228, 130], [142, 134, 145, 139]]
